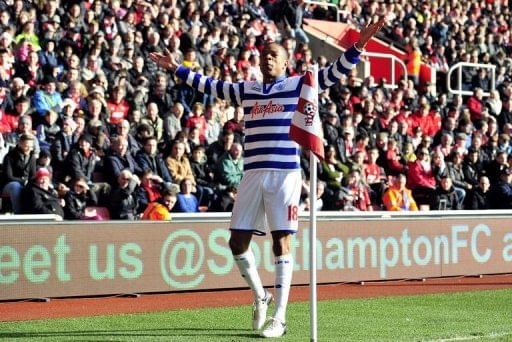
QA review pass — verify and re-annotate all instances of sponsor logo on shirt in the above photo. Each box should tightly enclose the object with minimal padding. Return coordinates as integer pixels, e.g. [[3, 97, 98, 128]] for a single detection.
[[249, 101, 285, 118]]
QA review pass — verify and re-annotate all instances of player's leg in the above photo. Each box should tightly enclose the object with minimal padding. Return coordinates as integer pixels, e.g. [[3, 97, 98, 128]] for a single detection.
[[260, 171, 301, 337], [229, 171, 270, 330]]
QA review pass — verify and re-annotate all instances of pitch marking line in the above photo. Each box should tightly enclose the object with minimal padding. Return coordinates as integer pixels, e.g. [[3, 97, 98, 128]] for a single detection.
[[427, 332, 512, 341]]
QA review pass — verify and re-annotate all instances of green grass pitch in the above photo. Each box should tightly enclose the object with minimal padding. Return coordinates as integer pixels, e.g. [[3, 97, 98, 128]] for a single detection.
[[1, 289, 511, 341]]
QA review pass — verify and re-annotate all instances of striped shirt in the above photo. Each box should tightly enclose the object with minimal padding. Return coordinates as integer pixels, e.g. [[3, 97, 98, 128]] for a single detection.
[[175, 45, 361, 171]]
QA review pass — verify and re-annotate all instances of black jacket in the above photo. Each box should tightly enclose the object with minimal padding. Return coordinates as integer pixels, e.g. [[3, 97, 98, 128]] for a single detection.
[[64, 190, 98, 220], [2, 147, 37, 186], [21, 182, 64, 217], [109, 179, 139, 220], [430, 186, 461, 210], [65, 148, 97, 182], [465, 188, 491, 210], [104, 152, 142, 186]]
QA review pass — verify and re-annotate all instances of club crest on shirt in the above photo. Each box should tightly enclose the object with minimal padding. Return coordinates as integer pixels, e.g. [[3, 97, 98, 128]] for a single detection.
[[250, 101, 285, 118]]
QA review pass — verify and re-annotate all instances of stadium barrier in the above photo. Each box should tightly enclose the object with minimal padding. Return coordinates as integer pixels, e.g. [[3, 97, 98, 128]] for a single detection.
[[1, 210, 511, 301]]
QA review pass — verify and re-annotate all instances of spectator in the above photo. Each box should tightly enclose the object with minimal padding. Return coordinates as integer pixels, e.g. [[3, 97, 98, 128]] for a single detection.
[[21, 167, 64, 218], [219, 142, 244, 188], [63, 177, 100, 220], [1, 133, 36, 213], [65, 134, 97, 184], [446, 150, 472, 207], [142, 189, 177, 220], [407, 147, 436, 206], [382, 173, 419, 211], [431, 175, 461, 210], [166, 140, 195, 186], [343, 169, 372, 211], [141, 102, 164, 143], [207, 129, 235, 173], [109, 169, 140, 220], [163, 102, 184, 144], [135, 136, 172, 184], [175, 177, 199, 213], [489, 166, 512, 209], [465, 175, 491, 210], [103, 135, 141, 186], [32, 75, 63, 119]]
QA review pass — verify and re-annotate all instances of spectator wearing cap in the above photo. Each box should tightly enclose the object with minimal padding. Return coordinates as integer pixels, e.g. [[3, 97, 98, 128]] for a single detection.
[[38, 38, 58, 70], [489, 166, 512, 209], [430, 175, 461, 210], [32, 75, 63, 118], [1, 133, 36, 213], [21, 167, 64, 218]]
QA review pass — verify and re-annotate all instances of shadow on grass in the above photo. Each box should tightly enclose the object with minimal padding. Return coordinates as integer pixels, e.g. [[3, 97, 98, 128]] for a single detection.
[[0, 327, 261, 339]]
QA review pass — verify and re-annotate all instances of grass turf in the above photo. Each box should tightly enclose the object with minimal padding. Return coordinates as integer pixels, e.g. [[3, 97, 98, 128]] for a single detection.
[[0, 289, 511, 341]]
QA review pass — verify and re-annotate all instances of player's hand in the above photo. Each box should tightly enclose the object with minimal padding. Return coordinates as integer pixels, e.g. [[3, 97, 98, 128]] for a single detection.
[[356, 16, 387, 50], [149, 48, 179, 72]]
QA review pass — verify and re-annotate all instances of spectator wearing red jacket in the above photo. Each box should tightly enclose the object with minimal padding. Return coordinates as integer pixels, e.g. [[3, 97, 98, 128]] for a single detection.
[[407, 146, 436, 206], [409, 103, 441, 138]]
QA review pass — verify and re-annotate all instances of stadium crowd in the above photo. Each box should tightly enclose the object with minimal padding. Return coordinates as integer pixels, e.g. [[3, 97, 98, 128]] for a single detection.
[[1, 0, 512, 220]]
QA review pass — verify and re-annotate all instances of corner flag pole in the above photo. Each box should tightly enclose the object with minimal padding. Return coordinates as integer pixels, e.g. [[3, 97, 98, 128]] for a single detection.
[[309, 152, 318, 342]]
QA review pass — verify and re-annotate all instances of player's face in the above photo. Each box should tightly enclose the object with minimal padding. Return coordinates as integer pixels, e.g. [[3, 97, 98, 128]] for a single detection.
[[260, 43, 288, 82]]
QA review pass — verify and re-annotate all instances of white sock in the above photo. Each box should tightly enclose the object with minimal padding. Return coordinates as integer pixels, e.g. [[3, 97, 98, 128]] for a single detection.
[[273, 254, 293, 322], [234, 249, 266, 300]]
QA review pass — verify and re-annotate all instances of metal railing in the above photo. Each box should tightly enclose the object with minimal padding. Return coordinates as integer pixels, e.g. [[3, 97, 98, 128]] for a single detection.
[[447, 62, 496, 97], [304, 0, 342, 22], [361, 51, 408, 89]]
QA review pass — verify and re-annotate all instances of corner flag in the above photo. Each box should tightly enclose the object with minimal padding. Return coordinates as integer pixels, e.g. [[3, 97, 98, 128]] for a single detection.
[[289, 65, 324, 160]]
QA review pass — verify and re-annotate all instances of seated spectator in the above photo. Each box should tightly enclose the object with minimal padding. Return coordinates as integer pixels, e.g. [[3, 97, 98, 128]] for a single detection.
[[109, 169, 140, 220], [382, 173, 419, 211], [103, 135, 141, 186], [21, 167, 64, 218], [141, 102, 164, 143], [135, 169, 165, 214], [430, 175, 461, 210], [209, 185, 237, 212], [5, 115, 40, 155], [300, 180, 326, 212], [32, 75, 63, 119], [63, 177, 100, 220], [36, 109, 60, 150], [407, 147, 436, 206], [142, 189, 177, 220], [446, 150, 472, 207], [465, 175, 491, 210], [166, 140, 195, 186], [136, 136, 172, 183], [219, 142, 244, 188], [320, 144, 349, 194], [175, 177, 199, 213], [65, 134, 97, 184], [1, 133, 36, 213], [207, 129, 234, 176], [190, 145, 215, 206], [489, 166, 512, 209], [342, 169, 373, 211]]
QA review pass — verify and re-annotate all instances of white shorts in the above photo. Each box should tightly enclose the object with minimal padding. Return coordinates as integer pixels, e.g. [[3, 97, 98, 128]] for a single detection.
[[230, 170, 302, 236]]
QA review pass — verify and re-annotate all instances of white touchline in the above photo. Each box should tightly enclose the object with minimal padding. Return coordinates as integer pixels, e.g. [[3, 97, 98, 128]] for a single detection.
[[425, 332, 512, 342]]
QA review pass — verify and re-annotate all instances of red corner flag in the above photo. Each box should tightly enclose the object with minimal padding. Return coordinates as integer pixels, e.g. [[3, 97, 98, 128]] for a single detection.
[[289, 65, 324, 160]]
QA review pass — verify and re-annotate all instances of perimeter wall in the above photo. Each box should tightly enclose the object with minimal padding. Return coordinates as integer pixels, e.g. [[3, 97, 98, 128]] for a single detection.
[[1, 212, 511, 300]]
